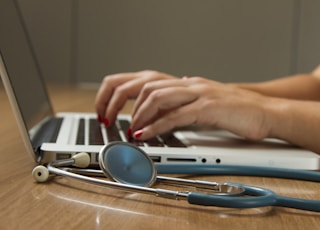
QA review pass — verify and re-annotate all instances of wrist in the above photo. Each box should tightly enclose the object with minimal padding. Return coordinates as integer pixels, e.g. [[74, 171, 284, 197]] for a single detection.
[[262, 97, 311, 149]]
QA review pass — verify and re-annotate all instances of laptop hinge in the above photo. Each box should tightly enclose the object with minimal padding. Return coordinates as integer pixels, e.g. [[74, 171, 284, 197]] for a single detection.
[[31, 117, 63, 155]]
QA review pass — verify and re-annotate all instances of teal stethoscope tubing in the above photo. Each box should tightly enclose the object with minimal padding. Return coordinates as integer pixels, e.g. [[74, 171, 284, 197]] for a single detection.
[[156, 164, 320, 182], [157, 164, 320, 211], [189, 183, 320, 211]]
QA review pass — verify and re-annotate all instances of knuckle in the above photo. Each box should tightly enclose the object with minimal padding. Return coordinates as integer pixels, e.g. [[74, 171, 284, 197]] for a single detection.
[[102, 75, 116, 86], [149, 90, 164, 102], [113, 84, 126, 96], [140, 70, 169, 81], [141, 69, 159, 76], [141, 82, 156, 95], [191, 76, 204, 83], [102, 74, 112, 82]]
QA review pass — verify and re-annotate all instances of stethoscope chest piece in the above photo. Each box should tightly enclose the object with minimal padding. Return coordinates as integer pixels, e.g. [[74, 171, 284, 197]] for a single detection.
[[99, 142, 157, 187]]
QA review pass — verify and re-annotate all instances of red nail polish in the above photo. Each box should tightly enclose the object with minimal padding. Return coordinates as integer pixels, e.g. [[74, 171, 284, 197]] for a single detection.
[[103, 118, 109, 127], [134, 130, 143, 139], [126, 128, 132, 137]]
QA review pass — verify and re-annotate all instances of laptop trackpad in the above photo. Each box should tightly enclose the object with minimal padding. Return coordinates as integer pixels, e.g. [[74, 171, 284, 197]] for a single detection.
[[175, 127, 296, 149]]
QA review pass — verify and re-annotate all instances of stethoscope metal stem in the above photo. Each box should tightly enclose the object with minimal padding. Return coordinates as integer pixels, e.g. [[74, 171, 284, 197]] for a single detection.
[[156, 176, 240, 194], [45, 164, 320, 212], [51, 159, 75, 167], [48, 164, 189, 200], [63, 168, 243, 195]]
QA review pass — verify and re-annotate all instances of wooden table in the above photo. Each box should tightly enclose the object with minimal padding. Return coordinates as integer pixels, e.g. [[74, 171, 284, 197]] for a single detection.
[[0, 83, 319, 230]]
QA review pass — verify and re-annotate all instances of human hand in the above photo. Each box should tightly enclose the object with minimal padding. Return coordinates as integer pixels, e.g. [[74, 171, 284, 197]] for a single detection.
[[95, 70, 177, 126], [96, 69, 320, 153], [129, 76, 273, 141]]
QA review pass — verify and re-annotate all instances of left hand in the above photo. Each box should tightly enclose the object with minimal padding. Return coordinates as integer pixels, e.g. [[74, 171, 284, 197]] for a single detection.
[[130, 76, 272, 141]]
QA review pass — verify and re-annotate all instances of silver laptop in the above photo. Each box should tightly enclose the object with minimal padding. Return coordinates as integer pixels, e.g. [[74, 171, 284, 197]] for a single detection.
[[1, 0, 319, 170]]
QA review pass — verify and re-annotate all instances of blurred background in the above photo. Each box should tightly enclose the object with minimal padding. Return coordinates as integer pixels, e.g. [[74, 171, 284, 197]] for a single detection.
[[17, 0, 320, 84]]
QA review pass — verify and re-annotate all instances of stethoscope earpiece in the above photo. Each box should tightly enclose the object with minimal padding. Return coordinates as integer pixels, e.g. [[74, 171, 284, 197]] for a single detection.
[[32, 151, 90, 183], [32, 165, 49, 182]]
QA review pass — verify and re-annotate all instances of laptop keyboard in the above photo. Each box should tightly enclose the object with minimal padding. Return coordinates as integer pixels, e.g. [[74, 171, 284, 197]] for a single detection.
[[76, 118, 186, 148]]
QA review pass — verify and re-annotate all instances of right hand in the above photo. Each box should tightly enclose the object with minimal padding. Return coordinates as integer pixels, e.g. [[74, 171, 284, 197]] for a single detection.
[[95, 70, 177, 126]]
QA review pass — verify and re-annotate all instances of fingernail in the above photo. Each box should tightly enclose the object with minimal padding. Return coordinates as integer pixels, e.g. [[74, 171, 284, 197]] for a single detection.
[[97, 115, 103, 123], [126, 128, 132, 137], [103, 118, 109, 127], [133, 130, 143, 139]]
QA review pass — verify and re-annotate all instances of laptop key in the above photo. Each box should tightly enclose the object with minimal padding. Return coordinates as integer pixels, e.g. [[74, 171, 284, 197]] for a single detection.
[[106, 125, 123, 142], [160, 133, 187, 147], [127, 137, 145, 146], [76, 118, 85, 145], [118, 119, 130, 133], [144, 137, 164, 147], [89, 119, 104, 145]]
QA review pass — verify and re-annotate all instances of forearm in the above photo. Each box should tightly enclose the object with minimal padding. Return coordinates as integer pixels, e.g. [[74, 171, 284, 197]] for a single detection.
[[231, 71, 320, 101], [265, 98, 320, 153]]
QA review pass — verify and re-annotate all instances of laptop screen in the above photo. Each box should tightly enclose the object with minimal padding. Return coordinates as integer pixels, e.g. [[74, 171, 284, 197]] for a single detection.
[[0, 0, 53, 131]]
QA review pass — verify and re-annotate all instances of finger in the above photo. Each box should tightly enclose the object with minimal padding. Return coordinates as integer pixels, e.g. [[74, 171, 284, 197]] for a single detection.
[[132, 101, 199, 140], [95, 70, 177, 125], [104, 76, 161, 125], [131, 87, 197, 131], [95, 73, 137, 121], [132, 78, 191, 117]]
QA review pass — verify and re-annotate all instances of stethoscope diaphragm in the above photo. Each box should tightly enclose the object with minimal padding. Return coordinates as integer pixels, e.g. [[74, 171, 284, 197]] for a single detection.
[[99, 142, 157, 187]]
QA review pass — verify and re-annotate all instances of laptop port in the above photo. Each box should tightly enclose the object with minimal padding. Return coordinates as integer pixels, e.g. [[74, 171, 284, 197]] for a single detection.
[[167, 158, 196, 162], [150, 156, 161, 163], [56, 153, 72, 160]]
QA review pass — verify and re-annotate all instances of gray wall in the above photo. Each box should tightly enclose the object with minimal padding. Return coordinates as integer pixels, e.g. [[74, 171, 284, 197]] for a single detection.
[[297, 1, 320, 73], [17, 0, 320, 84], [18, 0, 73, 83]]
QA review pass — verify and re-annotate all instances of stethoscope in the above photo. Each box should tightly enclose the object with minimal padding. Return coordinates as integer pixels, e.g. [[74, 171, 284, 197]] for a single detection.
[[32, 142, 320, 212]]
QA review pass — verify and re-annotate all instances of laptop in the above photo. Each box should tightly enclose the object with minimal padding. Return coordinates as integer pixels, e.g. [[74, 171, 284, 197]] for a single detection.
[[1, 0, 319, 170]]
